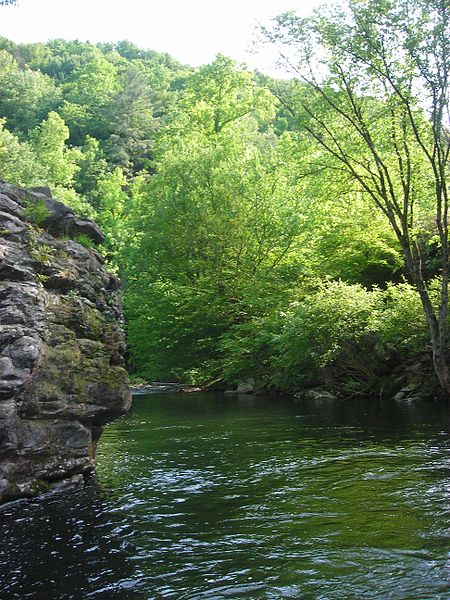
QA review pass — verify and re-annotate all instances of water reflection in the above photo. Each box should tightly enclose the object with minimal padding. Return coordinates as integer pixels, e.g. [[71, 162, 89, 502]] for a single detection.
[[1, 394, 450, 599]]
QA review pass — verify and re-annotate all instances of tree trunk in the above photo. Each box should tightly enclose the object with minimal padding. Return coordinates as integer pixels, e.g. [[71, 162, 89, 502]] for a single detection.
[[405, 248, 450, 398], [416, 285, 450, 397], [431, 340, 450, 396]]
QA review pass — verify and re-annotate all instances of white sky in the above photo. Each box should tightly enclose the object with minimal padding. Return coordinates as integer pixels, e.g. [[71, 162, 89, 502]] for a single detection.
[[0, 0, 323, 72]]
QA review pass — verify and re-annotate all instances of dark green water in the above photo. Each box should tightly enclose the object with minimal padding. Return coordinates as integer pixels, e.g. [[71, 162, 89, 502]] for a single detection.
[[1, 393, 450, 599]]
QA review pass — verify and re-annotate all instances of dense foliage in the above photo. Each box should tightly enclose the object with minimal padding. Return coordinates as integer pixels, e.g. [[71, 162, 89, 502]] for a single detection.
[[0, 0, 447, 393]]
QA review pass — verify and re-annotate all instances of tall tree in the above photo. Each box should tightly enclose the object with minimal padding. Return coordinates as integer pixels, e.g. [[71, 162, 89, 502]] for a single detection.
[[30, 112, 79, 187], [0, 119, 44, 186], [264, 0, 450, 394], [103, 64, 155, 171], [123, 64, 304, 381], [176, 54, 275, 136]]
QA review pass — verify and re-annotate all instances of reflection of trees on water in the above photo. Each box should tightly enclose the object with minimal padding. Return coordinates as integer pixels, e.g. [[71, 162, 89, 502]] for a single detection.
[[96, 414, 138, 497]]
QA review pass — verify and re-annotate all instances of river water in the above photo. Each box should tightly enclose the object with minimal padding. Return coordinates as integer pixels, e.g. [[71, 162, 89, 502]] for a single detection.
[[1, 393, 450, 599]]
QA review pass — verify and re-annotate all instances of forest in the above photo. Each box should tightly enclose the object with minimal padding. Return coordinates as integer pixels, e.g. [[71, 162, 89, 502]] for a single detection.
[[0, 0, 449, 397]]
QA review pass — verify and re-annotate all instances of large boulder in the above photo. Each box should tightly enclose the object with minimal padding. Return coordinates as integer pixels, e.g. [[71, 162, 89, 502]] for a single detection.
[[0, 183, 131, 503]]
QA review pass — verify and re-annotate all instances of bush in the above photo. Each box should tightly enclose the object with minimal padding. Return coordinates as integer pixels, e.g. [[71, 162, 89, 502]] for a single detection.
[[126, 278, 235, 383], [216, 280, 435, 392], [369, 282, 430, 353], [127, 274, 437, 392], [269, 281, 377, 389], [73, 233, 95, 248]]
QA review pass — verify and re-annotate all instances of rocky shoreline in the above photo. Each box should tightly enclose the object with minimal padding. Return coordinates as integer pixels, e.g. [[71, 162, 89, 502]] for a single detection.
[[131, 382, 202, 395], [130, 348, 444, 404]]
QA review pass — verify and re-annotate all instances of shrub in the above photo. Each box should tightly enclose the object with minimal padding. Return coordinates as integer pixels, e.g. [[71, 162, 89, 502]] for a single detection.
[[23, 199, 51, 226], [270, 281, 377, 389], [369, 281, 430, 353], [74, 233, 95, 248]]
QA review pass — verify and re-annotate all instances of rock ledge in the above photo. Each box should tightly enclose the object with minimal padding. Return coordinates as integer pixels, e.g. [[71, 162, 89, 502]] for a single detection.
[[0, 182, 131, 503]]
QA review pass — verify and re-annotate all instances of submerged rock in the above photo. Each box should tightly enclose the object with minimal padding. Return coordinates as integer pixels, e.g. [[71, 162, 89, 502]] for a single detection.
[[294, 388, 338, 402], [0, 182, 131, 503]]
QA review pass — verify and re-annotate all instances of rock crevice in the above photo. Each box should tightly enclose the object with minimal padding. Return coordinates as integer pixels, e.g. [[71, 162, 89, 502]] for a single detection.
[[0, 182, 131, 503]]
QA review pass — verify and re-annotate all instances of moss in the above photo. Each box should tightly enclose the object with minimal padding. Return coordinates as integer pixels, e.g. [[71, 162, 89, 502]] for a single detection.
[[48, 297, 105, 341], [30, 478, 50, 495], [98, 365, 128, 388], [87, 440, 97, 460], [30, 334, 128, 409], [81, 305, 104, 340], [46, 323, 76, 346]]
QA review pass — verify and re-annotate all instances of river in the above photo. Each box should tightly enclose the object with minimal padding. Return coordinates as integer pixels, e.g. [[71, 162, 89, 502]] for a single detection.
[[1, 392, 450, 599]]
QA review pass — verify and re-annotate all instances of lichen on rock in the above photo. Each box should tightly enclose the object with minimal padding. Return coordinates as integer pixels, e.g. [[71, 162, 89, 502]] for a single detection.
[[0, 182, 131, 503]]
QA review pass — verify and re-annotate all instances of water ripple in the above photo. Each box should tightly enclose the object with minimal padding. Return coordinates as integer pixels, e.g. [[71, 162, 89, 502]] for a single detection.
[[1, 393, 450, 599]]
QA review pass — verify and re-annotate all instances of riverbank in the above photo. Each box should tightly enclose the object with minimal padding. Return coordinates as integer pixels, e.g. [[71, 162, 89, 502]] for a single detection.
[[131, 346, 445, 403]]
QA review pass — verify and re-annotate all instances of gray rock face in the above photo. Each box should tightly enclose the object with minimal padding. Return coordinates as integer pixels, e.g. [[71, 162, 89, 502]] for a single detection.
[[0, 182, 131, 503]]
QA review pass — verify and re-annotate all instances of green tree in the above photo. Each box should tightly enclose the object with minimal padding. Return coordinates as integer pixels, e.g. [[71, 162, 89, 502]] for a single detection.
[[93, 167, 129, 260], [73, 135, 108, 198], [0, 50, 61, 135], [103, 63, 156, 171], [29, 111, 90, 213], [175, 54, 275, 136], [264, 0, 450, 394], [0, 119, 45, 186], [21, 39, 100, 81], [30, 112, 80, 187], [61, 52, 119, 143], [125, 94, 306, 381]]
